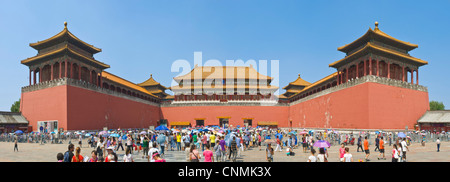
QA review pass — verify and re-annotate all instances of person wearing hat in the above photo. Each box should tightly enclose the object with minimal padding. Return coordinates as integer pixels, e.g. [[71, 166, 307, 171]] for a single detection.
[[105, 146, 117, 162], [153, 153, 166, 162]]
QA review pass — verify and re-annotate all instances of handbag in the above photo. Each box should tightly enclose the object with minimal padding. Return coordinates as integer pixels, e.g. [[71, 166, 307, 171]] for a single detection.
[[191, 152, 199, 162]]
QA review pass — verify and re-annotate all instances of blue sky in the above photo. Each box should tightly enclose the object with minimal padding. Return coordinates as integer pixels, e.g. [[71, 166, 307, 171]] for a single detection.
[[0, 0, 449, 111]]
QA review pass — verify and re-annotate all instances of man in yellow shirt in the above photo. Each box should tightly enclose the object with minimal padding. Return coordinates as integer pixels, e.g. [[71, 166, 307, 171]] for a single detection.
[[210, 134, 216, 147], [176, 133, 182, 151]]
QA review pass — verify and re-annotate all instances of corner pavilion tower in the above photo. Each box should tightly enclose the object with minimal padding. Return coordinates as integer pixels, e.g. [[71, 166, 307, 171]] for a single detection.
[[329, 22, 427, 85], [21, 22, 109, 87], [20, 22, 161, 131]]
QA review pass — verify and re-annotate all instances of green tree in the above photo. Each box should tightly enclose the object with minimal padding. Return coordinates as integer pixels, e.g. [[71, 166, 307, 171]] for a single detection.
[[10, 99, 20, 112], [429, 101, 445, 111]]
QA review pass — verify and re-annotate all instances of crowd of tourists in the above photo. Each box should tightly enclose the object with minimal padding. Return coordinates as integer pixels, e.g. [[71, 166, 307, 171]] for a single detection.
[[1, 126, 447, 162]]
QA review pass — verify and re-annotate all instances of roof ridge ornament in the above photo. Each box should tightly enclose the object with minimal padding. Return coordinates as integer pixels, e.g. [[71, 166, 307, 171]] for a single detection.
[[64, 22, 68, 29], [374, 21, 379, 31]]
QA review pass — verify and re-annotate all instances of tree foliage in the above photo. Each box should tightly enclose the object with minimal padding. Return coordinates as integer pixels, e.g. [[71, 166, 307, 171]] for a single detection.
[[10, 99, 20, 112], [429, 101, 445, 111]]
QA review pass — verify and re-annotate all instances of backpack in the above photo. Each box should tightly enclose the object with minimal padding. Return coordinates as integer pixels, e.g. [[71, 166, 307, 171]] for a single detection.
[[63, 151, 71, 162]]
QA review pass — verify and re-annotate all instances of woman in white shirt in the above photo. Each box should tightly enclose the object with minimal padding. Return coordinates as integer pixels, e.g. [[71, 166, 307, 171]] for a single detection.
[[307, 148, 317, 162], [343, 147, 353, 162], [317, 148, 327, 162], [124, 148, 134, 162], [148, 143, 159, 162]]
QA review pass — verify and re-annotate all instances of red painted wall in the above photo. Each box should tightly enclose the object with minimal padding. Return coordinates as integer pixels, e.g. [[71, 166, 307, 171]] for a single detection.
[[21, 85, 68, 131], [367, 82, 429, 129], [20, 82, 429, 131], [289, 82, 429, 129], [161, 105, 289, 127], [66, 86, 161, 130], [21, 85, 161, 131]]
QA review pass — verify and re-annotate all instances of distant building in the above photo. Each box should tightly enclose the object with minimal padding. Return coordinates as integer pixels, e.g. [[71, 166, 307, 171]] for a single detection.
[[0, 112, 30, 133], [418, 110, 450, 132]]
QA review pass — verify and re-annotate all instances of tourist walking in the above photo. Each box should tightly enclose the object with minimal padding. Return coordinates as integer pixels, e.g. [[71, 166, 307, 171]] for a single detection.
[[275, 136, 282, 152], [266, 143, 274, 162], [148, 143, 159, 162], [14, 134, 18, 152], [142, 136, 149, 159], [72, 147, 84, 162], [203, 143, 214, 162], [214, 141, 222, 162], [210, 133, 216, 148], [357, 136, 363, 152], [391, 144, 399, 162], [343, 147, 353, 162], [377, 137, 386, 160], [63, 144, 75, 162], [374, 135, 379, 152], [123, 148, 134, 162], [339, 143, 345, 162], [437, 137, 441, 152], [307, 148, 316, 162], [364, 136, 370, 161], [401, 138, 409, 162], [228, 136, 237, 161], [189, 144, 201, 162], [176, 133, 182, 151], [317, 148, 328, 162], [219, 136, 227, 161], [116, 135, 124, 151]]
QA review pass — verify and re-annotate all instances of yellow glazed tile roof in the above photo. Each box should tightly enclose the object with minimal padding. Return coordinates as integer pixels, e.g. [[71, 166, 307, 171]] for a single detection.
[[101, 71, 158, 98]]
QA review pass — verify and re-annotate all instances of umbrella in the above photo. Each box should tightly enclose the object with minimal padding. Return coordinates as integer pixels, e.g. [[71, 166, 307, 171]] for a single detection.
[[122, 135, 127, 140], [155, 125, 169, 131], [298, 131, 308, 135], [99, 131, 107, 135], [263, 139, 276, 144], [50, 132, 56, 134], [15, 130, 23, 134], [275, 133, 283, 139], [313, 140, 331, 148], [398, 132, 406, 138], [85, 133, 91, 137], [140, 131, 147, 135]]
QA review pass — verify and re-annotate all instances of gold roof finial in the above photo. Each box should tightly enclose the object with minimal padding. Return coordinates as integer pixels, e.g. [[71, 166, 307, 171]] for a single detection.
[[298, 74, 301, 78], [150, 74, 153, 78], [374, 21, 379, 30], [64, 22, 68, 29]]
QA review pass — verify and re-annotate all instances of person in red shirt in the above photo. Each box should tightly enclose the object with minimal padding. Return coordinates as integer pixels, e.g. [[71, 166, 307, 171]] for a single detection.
[[71, 147, 84, 162], [364, 136, 370, 161], [275, 136, 282, 152], [378, 137, 386, 160]]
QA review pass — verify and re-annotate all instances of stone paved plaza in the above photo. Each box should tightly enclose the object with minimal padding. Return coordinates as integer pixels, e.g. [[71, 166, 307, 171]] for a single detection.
[[0, 138, 448, 162]]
